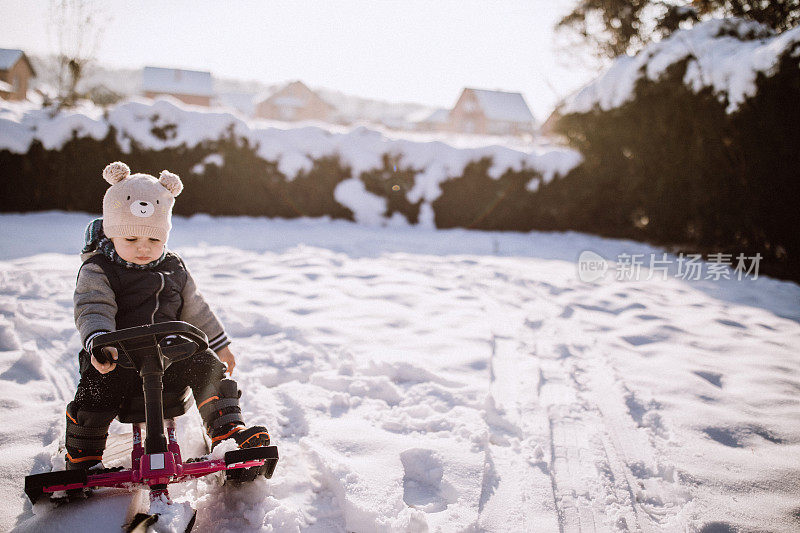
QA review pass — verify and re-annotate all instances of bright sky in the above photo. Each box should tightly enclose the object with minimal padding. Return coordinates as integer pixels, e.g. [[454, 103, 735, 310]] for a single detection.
[[0, 0, 598, 120]]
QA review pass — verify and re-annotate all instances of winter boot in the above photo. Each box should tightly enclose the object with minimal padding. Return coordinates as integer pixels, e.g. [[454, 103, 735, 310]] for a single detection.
[[64, 401, 115, 471], [197, 379, 270, 450]]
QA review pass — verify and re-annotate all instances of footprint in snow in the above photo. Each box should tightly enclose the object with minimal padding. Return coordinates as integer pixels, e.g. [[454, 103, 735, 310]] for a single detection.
[[702, 425, 783, 448], [693, 371, 723, 388], [400, 448, 457, 513], [715, 318, 747, 329], [635, 314, 663, 321]]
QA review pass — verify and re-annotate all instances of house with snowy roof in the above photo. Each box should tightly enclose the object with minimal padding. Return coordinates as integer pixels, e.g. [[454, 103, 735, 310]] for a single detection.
[[142, 66, 213, 107], [255, 81, 334, 122], [448, 88, 535, 136], [215, 92, 257, 117], [0, 48, 36, 101], [411, 108, 450, 132]]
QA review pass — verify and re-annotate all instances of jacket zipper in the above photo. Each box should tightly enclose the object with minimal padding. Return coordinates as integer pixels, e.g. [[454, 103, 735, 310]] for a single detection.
[[151, 272, 165, 324]]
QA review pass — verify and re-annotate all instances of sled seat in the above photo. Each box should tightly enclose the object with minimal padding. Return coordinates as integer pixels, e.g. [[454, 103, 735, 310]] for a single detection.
[[117, 386, 194, 424]]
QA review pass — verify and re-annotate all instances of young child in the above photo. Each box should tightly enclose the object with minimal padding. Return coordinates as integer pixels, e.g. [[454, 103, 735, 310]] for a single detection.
[[65, 161, 268, 471]]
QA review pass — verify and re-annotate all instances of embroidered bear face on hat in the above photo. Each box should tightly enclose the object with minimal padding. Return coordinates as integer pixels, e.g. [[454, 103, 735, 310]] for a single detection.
[[101, 161, 183, 242]]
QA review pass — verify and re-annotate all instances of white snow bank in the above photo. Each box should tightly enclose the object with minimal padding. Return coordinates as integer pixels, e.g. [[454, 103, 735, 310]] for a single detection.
[[0, 98, 581, 227], [563, 18, 800, 115], [0, 101, 109, 152]]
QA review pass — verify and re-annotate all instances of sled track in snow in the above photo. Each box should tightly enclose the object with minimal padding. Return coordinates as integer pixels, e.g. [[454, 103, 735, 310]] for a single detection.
[[476, 276, 691, 533], [545, 385, 645, 532], [536, 309, 691, 533]]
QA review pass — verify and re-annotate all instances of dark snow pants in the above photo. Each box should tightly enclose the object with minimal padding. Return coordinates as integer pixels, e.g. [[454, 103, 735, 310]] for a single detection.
[[72, 349, 227, 414]]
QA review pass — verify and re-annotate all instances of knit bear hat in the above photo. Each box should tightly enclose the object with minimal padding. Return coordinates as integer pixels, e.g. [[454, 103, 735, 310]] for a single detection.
[[101, 162, 183, 242]]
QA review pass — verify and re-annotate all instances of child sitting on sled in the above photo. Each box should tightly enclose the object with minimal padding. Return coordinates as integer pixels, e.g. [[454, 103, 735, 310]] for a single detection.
[[64, 161, 269, 471]]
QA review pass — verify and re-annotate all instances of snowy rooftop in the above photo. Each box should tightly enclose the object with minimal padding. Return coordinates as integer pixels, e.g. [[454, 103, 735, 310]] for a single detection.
[[214, 92, 256, 116], [469, 88, 535, 123], [142, 66, 214, 97], [0, 48, 23, 71], [407, 107, 449, 124], [562, 18, 800, 115], [422, 108, 450, 124]]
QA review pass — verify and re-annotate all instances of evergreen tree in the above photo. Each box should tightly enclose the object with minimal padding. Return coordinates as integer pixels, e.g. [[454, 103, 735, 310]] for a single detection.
[[557, 0, 799, 61]]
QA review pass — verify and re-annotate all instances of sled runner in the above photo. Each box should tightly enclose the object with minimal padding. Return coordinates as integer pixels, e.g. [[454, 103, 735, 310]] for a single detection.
[[24, 321, 279, 531]]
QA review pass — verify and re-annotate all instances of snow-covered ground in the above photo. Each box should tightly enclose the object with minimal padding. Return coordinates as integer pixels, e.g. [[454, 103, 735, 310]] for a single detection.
[[2, 212, 800, 532]]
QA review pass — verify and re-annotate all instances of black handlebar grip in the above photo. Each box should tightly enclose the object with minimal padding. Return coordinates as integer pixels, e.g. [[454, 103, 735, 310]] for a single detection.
[[92, 344, 109, 365]]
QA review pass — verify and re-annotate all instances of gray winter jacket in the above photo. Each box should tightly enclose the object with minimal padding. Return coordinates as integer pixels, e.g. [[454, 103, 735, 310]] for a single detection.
[[74, 251, 230, 354]]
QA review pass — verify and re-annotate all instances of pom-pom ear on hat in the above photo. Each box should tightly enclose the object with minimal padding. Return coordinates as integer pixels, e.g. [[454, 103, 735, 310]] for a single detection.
[[159, 170, 183, 197], [103, 161, 131, 184]]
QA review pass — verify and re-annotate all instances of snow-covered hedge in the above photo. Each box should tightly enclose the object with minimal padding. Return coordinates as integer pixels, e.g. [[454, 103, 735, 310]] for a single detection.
[[551, 18, 800, 281], [563, 18, 800, 115], [0, 98, 580, 230]]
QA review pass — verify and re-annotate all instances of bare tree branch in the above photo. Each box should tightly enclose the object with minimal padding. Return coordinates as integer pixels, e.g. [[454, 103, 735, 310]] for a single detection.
[[48, 0, 109, 110]]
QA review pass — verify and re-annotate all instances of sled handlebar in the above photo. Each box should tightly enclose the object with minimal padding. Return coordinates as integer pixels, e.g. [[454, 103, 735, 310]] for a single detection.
[[90, 321, 209, 368]]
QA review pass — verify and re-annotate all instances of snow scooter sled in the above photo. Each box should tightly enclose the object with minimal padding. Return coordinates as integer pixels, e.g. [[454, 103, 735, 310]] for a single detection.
[[24, 321, 279, 532]]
